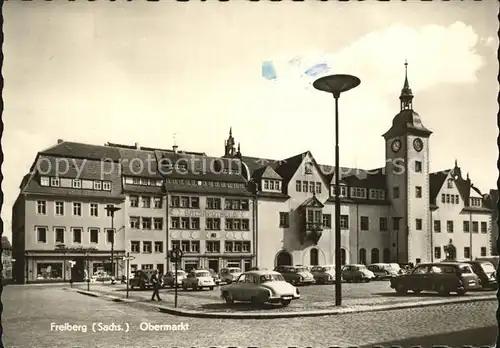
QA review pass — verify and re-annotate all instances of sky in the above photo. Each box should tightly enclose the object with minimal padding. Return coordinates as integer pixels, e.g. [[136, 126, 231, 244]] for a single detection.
[[2, 1, 498, 241]]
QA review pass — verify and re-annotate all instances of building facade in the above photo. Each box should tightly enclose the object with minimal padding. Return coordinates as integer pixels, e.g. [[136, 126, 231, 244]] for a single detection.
[[12, 66, 496, 282]]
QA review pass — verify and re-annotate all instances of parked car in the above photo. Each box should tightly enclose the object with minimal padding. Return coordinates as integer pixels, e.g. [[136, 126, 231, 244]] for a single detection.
[[367, 263, 399, 280], [208, 268, 220, 285], [274, 265, 315, 285], [182, 270, 216, 290], [342, 264, 375, 282], [476, 256, 499, 269], [390, 262, 480, 296], [129, 270, 155, 290], [219, 267, 243, 284], [462, 260, 497, 290], [220, 270, 300, 306], [310, 265, 336, 284], [388, 263, 405, 274], [162, 270, 186, 288]]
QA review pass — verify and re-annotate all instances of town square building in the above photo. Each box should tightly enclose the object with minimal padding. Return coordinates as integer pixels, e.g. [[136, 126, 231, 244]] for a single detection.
[[11, 68, 494, 283]]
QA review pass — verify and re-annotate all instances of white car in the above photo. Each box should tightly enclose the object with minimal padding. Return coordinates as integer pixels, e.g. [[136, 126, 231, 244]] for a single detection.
[[221, 270, 300, 306], [219, 267, 243, 284], [181, 270, 216, 290]]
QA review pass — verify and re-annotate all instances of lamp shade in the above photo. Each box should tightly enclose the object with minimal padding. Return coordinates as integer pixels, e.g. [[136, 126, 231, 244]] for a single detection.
[[313, 74, 361, 96]]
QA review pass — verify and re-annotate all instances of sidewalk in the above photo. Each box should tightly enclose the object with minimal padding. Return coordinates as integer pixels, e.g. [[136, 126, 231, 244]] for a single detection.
[[69, 283, 497, 319]]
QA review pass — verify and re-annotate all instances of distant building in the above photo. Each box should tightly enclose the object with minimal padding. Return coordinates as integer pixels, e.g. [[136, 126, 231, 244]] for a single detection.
[[485, 189, 499, 255]]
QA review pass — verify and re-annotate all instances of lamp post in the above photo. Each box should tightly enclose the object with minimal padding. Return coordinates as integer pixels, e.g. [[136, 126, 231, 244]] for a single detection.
[[105, 205, 121, 279], [313, 74, 360, 306]]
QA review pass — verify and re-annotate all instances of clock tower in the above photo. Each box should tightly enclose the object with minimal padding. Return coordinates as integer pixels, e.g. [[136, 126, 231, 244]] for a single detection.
[[383, 61, 433, 264]]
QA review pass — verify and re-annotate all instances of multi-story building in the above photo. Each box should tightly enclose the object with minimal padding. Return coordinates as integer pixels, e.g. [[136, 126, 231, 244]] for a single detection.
[[11, 65, 496, 282], [485, 189, 498, 255]]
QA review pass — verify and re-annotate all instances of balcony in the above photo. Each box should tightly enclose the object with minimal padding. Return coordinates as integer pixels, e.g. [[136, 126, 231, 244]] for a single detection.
[[300, 222, 323, 245]]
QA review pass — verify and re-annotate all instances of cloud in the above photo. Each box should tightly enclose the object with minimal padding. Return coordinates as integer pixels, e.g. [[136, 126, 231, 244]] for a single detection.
[[264, 21, 486, 95]]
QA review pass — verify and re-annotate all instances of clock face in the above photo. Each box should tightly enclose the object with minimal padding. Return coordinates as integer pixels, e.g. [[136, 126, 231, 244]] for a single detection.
[[413, 138, 423, 152], [391, 139, 401, 153]]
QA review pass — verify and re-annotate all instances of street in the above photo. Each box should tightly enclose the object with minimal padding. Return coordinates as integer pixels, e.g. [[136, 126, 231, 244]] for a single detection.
[[2, 285, 498, 347]]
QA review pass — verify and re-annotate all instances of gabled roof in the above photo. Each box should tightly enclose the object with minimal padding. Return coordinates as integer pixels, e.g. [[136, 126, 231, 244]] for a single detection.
[[273, 152, 309, 186], [252, 166, 282, 180], [299, 194, 324, 208], [429, 171, 449, 204]]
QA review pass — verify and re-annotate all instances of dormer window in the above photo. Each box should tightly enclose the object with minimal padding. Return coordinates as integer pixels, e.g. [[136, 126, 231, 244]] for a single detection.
[[304, 162, 313, 175], [470, 197, 482, 207], [369, 189, 385, 200], [350, 187, 367, 199], [331, 185, 347, 197], [40, 177, 50, 186], [72, 179, 82, 188], [50, 177, 60, 187], [447, 179, 453, 189], [262, 179, 281, 192]]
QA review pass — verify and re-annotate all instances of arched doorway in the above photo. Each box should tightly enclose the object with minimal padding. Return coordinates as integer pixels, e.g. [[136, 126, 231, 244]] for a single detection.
[[340, 248, 347, 265], [359, 248, 366, 264], [276, 251, 292, 266], [383, 248, 390, 263], [371, 248, 380, 263], [310, 248, 319, 266]]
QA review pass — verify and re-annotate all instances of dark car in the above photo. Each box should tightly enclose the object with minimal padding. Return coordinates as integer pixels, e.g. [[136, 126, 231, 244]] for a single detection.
[[129, 270, 155, 290], [390, 262, 480, 296], [463, 261, 497, 290]]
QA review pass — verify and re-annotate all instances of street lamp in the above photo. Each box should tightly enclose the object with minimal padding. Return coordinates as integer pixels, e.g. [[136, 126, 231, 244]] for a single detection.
[[105, 205, 121, 279], [313, 74, 360, 306]]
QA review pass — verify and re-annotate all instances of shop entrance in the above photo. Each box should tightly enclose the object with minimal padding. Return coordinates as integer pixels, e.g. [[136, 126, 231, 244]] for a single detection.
[[71, 257, 85, 282]]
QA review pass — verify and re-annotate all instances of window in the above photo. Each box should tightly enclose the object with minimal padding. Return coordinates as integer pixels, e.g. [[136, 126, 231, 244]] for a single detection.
[[143, 241, 152, 253], [279, 213, 290, 228], [89, 228, 99, 244], [40, 177, 50, 186], [463, 221, 470, 233], [142, 264, 154, 270], [415, 186, 422, 198], [415, 161, 422, 173], [133, 177, 140, 185], [153, 197, 162, 209], [153, 218, 163, 230], [154, 241, 163, 253], [360, 216, 369, 231], [392, 217, 400, 230], [170, 196, 180, 207], [310, 248, 319, 266], [37, 226, 47, 243], [340, 215, 349, 229], [434, 247, 441, 259], [190, 197, 200, 208], [309, 182, 315, 193], [51, 177, 60, 187], [90, 203, 99, 217], [141, 197, 151, 208], [350, 187, 367, 199], [316, 182, 322, 194], [369, 189, 385, 200], [303, 181, 308, 192], [359, 249, 366, 264], [304, 162, 313, 174], [296, 180, 302, 192], [37, 200, 47, 215], [55, 201, 64, 216], [332, 185, 348, 197], [455, 195, 459, 204], [226, 219, 249, 231], [447, 179, 453, 188], [130, 216, 140, 229], [446, 194, 450, 203], [447, 221, 454, 233], [190, 218, 200, 230], [472, 221, 479, 233], [441, 194, 445, 203], [242, 241, 251, 252], [73, 203, 82, 216], [130, 195, 139, 207], [322, 214, 331, 228], [451, 195, 455, 204], [106, 229, 114, 243], [93, 180, 102, 190], [171, 217, 180, 229], [55, 227, 65, 243], [207, 198, 221, 210], [379, 217, 388, 231], [393, 187, 400, 199], [102, 181, 111, 191], [142, 217, 152, 230], [181, 241, 190, 252], [224, 199, 249, 211], [190, 241, 200, 253], [481, 222, 487, 233], [434, 220, 441, 233], [36, 262, 63, 280], [206, 218, 221, 230], [481, 247, 487, 257], [464, 247, 470, 259], [416, 219, 422, 230], [72, 228, 82, 243], [181, 217, 190, 229], [206, 241, 221, 253], [131, 241, 140, 253], [72, 179, 82, 188]]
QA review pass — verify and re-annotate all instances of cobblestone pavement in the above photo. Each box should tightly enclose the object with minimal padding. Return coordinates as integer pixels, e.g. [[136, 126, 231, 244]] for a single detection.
[[3, 285, 497, 347], [74, 280, 495, 313]]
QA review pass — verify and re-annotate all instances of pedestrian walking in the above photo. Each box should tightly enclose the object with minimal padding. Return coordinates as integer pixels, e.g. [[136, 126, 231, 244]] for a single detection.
[[150, 270, 162, 301]]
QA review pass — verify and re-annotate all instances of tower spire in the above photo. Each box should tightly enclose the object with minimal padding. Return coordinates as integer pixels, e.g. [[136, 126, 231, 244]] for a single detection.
[[229, 127, 232, 137], [399, 60, 414, 111]]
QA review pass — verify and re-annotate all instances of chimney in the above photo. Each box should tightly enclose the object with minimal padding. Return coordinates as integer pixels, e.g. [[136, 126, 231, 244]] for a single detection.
[[135, 142, 140, 150], [173, 145, 178, 153], [57, 139, 64, 144]]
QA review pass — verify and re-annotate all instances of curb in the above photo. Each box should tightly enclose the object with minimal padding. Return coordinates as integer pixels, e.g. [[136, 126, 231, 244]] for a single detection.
[[68, 287, 496, 319]]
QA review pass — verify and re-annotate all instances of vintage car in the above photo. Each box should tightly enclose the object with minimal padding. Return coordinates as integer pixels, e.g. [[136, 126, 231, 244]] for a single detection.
[[208, 268, 220, 285], [129, 270, 156, 290], [310, 265, 336, 284], [220, 270, 300, 306], [390, 262, 480, 296], [341, 264, 375, 282], [181, 269, 216, 290], [462, 260, 496, 290], [219, 267, 243, 284], [367, 263, 399, 280], [274, 265, 315, 285], [162, 270, 186, 288]]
